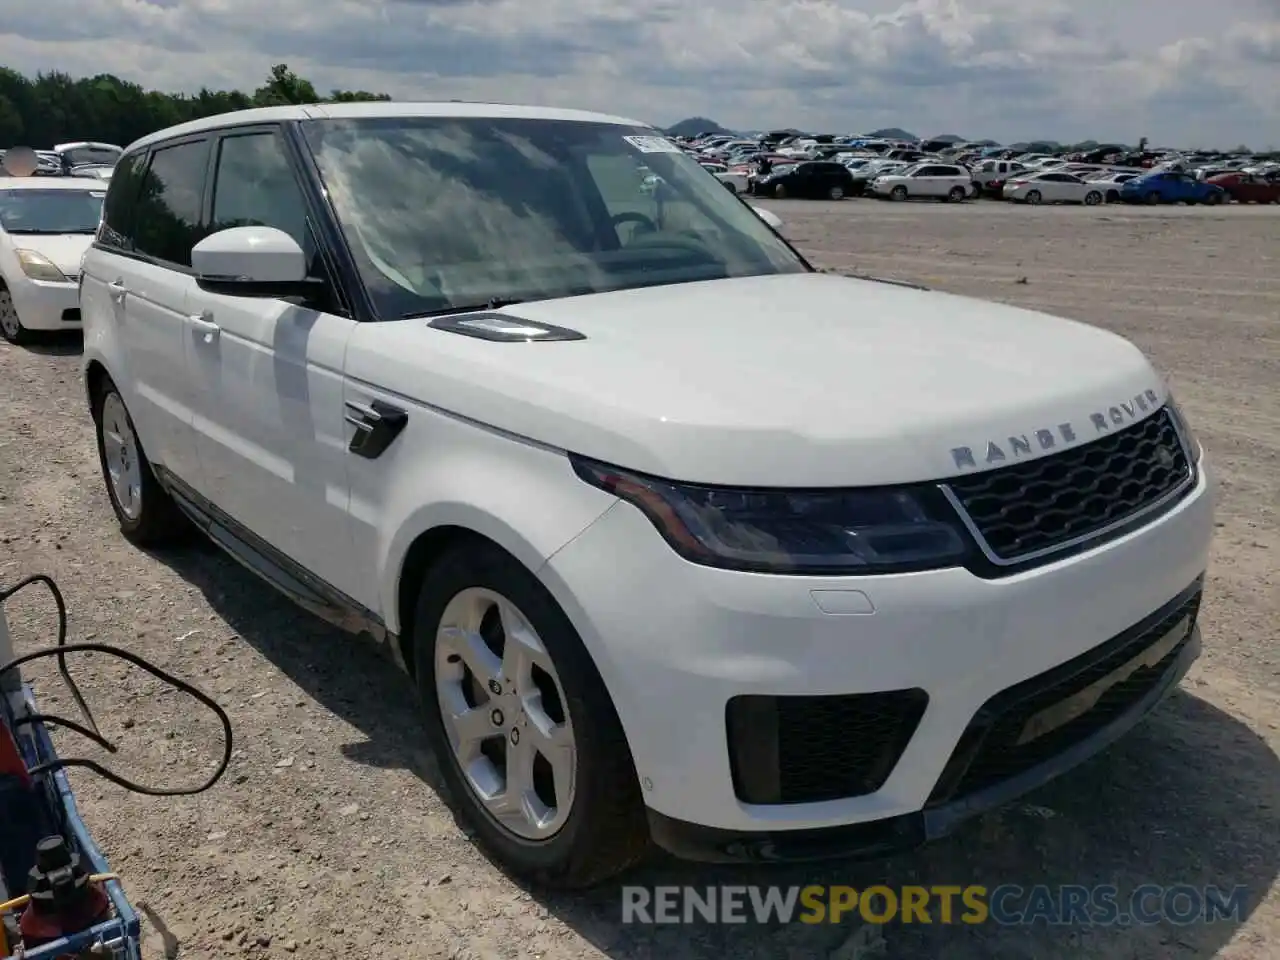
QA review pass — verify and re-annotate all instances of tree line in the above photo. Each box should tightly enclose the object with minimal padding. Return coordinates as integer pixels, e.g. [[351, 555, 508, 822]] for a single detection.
[[0, 63, 391, 149]]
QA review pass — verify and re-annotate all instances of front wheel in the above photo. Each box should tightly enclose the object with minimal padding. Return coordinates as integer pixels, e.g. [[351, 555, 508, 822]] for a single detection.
[[412, 542, 650, 889], [1025, 190, 1042, 205], [947, 186, 967, 202], [0, 288, 32, 345], [1084, 191, 1102, 206], [890, 185, 908, 201], [91, 378, 190, 546], [1145, 192, 1161, 205], [828, 185, 845, 200], [773, 183, 787, 199], [1205, 191, 1224, 205]]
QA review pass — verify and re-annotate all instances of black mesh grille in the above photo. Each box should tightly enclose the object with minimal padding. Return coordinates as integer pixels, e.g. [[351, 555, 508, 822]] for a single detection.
[[727, 690, 928, 805], [929, 584, 1201, 805], [946, 407, 1192, 562]]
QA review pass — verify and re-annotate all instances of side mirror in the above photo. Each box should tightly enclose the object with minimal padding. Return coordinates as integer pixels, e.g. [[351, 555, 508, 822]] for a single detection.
[[192, 226, 319, 298], [751, 206, 784, 231]]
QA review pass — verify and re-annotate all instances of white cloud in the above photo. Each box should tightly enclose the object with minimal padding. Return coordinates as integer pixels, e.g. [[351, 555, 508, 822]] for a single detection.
[[0, 0, 1276, 146]]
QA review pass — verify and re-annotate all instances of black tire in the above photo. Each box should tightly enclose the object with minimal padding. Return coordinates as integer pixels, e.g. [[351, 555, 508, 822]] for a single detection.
[[948, 186, 966, 202], [1106, 190, 1120, 203], [1145, 192, 1161, 205], [412, 541, 650, 889], [1206, 191, 1223, 205], [828, 185, 845, 200], [1025, 190, 1042, 205], [890, 185, 908, 201], [91, 376, 191, 546], [0, 287, 32, 346], [773, 183, 787, 199], [1084, 191, 1102, 206]]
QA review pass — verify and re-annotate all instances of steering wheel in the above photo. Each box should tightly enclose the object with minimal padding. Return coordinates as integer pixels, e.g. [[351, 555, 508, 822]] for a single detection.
[[610, 211, 657, 237]]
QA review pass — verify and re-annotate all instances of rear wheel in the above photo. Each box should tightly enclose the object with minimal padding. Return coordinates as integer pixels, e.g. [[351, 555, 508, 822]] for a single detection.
[[1084, 191, 1102, 206], [412, 542, 650, 888], [1025, 190, 1042, 205], [1205, 191, 1224, 205], [828, 185, 845, 200], [773, 183, 787, 199], [0, 288, 32, 346], [947, 186, 966, 202], [1145, 191, 1161, 204], [91, 378, 191, 546]]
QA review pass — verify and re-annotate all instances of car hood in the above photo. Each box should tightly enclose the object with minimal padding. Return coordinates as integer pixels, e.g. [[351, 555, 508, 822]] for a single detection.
[[346, 272, 1165, 486], [8, 233, 93, 276]]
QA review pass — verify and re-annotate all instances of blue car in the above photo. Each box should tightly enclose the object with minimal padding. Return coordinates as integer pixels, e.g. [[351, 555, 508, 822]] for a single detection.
[[1119, 171, 1227, 205]]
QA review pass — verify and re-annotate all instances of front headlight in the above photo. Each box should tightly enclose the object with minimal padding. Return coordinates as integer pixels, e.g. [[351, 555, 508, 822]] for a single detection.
[[1166, 396, 1203, 462], [571, 455, 969, 574], [16, 249, 68, 282]]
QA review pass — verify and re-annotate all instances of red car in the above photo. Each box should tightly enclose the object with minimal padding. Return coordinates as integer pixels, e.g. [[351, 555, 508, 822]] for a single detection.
[[1206, 172, 1280, 204]]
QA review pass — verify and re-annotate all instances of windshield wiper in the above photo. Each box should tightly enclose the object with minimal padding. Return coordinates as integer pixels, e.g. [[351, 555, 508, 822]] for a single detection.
[[402, 296, 529, 320]]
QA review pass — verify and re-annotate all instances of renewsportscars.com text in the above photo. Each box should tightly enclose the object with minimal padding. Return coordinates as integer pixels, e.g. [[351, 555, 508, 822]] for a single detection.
[[621, 884, 1248, 926]]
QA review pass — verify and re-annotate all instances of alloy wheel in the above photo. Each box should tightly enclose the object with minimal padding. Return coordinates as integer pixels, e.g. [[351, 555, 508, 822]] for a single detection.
[[0, 291, 21, 341], [434, 587, 576, 841], [100, 392, 144, 521]]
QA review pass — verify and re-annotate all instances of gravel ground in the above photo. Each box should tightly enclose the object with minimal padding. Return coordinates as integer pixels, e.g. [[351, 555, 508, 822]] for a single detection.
[[1, 200, 1277, 960]]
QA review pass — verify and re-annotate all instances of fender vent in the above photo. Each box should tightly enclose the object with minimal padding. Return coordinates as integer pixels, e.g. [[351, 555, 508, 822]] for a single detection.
[[428, 312, 586, 342]]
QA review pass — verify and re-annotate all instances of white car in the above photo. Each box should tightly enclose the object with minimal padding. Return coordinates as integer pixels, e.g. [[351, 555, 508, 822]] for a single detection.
[[698, 161, 750, 194], [1003, 171, 1106, 205], [869, 162, 975, 201], [80, 102, 1214, 889], [0, 175, 106, 344], [1085, 171, 1142, 203]]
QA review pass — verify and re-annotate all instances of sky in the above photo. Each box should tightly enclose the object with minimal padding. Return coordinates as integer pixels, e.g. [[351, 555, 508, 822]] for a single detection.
[[0, 0, 1277, 147]]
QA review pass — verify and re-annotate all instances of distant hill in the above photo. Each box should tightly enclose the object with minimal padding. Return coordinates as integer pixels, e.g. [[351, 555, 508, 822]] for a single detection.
[[927, 133, 965, 143], [869, 127, 918, 141], [666, 117, 732, 138]]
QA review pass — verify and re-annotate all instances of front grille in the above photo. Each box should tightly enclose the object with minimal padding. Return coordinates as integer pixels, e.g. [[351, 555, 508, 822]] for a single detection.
[[928, 582, 1201, 805], [945, 407, 1192, 564], [726, 690, 928, 805]]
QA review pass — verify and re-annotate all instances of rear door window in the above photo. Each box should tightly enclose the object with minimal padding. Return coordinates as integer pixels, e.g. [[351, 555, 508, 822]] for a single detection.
[[98, 152, 146, 250]]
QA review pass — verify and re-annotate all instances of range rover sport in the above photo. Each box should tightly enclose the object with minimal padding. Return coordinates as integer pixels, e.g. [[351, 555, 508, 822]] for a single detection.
[[79, 102, 1215, 888]]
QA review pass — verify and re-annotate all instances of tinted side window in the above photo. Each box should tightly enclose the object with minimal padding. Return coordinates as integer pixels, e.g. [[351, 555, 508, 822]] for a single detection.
[[209, 131, 316, 269], [98, 152, 145, 250], [133, 139, 210, 267]]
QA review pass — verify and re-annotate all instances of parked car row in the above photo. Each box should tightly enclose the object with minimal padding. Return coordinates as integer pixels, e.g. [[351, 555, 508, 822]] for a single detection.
[[675, 131, 1280, 206]]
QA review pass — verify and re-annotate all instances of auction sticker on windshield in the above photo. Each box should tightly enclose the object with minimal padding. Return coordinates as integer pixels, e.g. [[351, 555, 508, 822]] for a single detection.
[[624, 135, 681, 154]]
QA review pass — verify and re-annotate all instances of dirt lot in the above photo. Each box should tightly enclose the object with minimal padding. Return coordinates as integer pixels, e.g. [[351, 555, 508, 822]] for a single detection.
[[1, 200, 1277, 960]]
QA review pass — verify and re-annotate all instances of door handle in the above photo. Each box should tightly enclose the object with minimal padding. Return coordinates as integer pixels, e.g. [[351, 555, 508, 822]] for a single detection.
[[188, 312, 220, 343], [107, 279, 127, 302]]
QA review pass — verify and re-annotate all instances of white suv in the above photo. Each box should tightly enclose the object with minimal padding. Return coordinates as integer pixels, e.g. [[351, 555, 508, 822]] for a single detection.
[[79, 103, 1215, 888], [870, 162, 976, 201]]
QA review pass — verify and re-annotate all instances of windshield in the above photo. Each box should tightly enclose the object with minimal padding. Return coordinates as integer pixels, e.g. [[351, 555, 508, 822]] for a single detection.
[[0, 188, 105, 234], [58, 145, 122, 168], [300, 116, 807, 319]]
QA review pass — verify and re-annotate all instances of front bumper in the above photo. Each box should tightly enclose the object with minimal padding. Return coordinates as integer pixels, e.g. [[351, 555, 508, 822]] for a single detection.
[[539, 459, 1215, 840], [649, 620, 1200, 863], [8, 276, 81, 330]]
